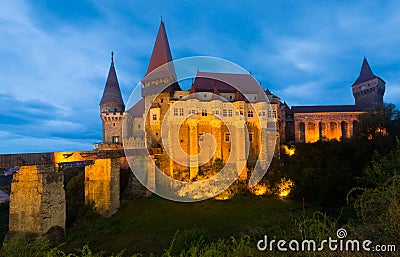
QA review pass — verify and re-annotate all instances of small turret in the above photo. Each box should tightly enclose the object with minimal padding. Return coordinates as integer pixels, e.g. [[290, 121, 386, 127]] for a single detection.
[[100, 52, 125, 145]]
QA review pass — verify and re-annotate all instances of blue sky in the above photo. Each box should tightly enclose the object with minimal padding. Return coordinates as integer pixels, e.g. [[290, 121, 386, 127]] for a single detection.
[[1, 0, 400, 153]]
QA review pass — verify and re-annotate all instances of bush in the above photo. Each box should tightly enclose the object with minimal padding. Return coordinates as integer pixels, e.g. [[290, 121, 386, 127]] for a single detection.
[[1, 236, 50, 257], [351, 175, 400, 245], [164, 228, 210, 256]]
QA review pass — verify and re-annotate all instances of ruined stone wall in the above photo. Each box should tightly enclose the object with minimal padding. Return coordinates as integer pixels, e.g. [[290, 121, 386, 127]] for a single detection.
[[9, 165, 65, 236], [85, 158, 120, 217]]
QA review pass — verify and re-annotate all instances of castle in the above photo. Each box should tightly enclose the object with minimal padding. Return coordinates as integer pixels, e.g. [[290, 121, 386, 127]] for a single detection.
[[98, 21, 386, 179], [0, 21, 388, 240]]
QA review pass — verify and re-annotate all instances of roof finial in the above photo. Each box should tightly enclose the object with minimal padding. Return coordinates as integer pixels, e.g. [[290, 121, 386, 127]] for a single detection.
[[111, 51, 114, 64], [160, 16, 163, 23]]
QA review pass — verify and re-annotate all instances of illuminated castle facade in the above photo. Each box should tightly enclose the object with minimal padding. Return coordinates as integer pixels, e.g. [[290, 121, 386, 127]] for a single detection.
[[98, 21, 385, 178]]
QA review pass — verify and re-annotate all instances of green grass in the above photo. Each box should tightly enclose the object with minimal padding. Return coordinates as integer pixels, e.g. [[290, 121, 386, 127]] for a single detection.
[[61, 195, 305, 256]]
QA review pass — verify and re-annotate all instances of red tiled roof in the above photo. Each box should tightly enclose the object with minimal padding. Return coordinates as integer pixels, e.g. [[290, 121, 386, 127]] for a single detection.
[[141, 21, 181, 94], [146, 21, 173, 75], [191, 72, 260, 94]]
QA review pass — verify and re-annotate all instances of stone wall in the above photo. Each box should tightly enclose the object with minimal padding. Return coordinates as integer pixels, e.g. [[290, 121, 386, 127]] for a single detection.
[[85, 158, 120, 217], [101, 112, 123, 144], [8, 165, 65, 236], [294, 112, 362, 143]]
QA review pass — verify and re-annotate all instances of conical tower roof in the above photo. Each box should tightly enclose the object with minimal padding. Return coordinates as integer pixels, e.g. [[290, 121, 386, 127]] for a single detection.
[[142, 21, 181, 95], [100, 52, 124, 107], [352, 58, 379, 86], [146, 21, 173, 75]]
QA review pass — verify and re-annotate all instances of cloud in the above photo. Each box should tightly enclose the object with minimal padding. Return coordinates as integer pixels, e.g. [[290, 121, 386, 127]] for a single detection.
[[1, 0, 400, 153], [0, 131, 95, 154]]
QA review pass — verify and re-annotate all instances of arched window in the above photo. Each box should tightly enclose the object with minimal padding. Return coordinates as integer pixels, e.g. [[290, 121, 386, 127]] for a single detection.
[[299, 122, 305, 142]]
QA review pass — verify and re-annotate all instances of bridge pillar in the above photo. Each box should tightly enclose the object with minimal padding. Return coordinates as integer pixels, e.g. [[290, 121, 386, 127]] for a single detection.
[[8, 165, 65, 240], [85, 158, 120, 217]]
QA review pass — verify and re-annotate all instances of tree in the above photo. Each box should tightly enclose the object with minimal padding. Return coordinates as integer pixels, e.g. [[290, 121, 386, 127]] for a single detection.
[[356, 103, 400, 140]]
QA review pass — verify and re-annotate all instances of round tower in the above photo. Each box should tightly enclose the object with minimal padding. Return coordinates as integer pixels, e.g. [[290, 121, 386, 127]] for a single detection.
[[100, 52, 125, 145]]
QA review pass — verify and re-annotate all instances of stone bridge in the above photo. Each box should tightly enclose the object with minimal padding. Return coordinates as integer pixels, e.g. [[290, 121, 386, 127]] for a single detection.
[[0, 150, 125, 239]]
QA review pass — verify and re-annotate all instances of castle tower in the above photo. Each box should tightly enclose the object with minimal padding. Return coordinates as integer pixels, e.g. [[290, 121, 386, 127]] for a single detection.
[[352, 58, 385, 109], [141, 20, 181, 99], [100, 52, 125, 145]]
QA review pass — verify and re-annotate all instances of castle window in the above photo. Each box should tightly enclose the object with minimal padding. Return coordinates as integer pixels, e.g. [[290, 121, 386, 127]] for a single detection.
[[113, 123, 116, 127], [174, 108, 178, 116], [248, 110, 254, 117], [249, 133, 253, 142], [225, 133, 230, 142], [112, 136, 119, 143], [179, 108, 184, 116], [152, 114, 157, 120], [228, 109, 233, 117], [199, 133, 204, 142], [223, 109, 227, 117], [190, 109, 196, 115], [215, 110, 219, 115], [160, 99, 163, 103], [273, 110, 277, 118], [202, 109, 207, 116], [229, 95, 233, 100]]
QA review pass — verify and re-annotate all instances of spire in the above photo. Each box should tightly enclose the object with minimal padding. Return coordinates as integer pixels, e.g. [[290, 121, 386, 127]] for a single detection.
[[100, 52, 124, 108], [146, 21, 174, 75], [352, 58, 378, 86]]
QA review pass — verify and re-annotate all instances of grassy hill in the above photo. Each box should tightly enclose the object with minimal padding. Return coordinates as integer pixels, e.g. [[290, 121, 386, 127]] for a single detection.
[[61, 195, 306, 256]]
